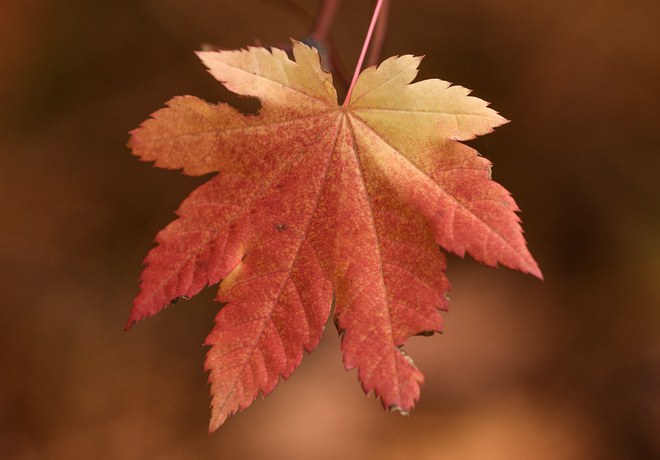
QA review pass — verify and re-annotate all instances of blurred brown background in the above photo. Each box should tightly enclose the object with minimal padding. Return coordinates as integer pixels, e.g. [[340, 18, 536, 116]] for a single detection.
[[1, 0, 659, 458]]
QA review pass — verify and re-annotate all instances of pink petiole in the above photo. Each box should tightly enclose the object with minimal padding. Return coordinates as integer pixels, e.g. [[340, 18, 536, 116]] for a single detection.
[[342, 0, 385, 106]]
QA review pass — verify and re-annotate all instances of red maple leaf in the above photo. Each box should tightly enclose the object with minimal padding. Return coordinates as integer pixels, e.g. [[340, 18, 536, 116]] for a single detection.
[[126, 40, 541, 430]]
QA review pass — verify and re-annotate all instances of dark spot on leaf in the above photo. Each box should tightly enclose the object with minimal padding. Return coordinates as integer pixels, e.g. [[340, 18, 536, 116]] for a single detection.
[[397, 346, 415, 366], [388, 405, 410, 416], [416, 330, 435, 337], [275, 223, 286, 232], [333, 315, 343, 336]]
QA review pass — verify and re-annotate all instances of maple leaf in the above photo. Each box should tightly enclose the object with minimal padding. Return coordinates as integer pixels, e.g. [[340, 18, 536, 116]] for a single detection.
[[127, 40, 541, 431]]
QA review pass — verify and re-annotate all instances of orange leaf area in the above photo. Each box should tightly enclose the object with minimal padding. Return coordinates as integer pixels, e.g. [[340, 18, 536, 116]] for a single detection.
[[126, 40, 541, 430]]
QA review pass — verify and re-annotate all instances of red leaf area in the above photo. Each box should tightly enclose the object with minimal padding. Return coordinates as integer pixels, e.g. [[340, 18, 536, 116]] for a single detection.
[[126, 41, 541, 430]]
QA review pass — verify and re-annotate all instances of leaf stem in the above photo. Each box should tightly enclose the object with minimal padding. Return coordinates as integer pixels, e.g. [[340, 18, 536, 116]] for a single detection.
[[342, 0, 385, 106], [366, 0, 390, 68]]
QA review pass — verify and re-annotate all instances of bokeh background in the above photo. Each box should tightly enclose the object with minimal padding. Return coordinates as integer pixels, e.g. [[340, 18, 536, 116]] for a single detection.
[[2, 0, 659, 458]]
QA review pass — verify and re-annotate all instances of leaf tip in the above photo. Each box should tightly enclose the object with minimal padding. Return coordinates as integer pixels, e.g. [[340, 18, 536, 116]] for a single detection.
[[527, 261, 544, 281], [495, 113, 511, 129], [208, 414, 225, 433], [289, 37, 307, 49], [123, 318, 136, 331]]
